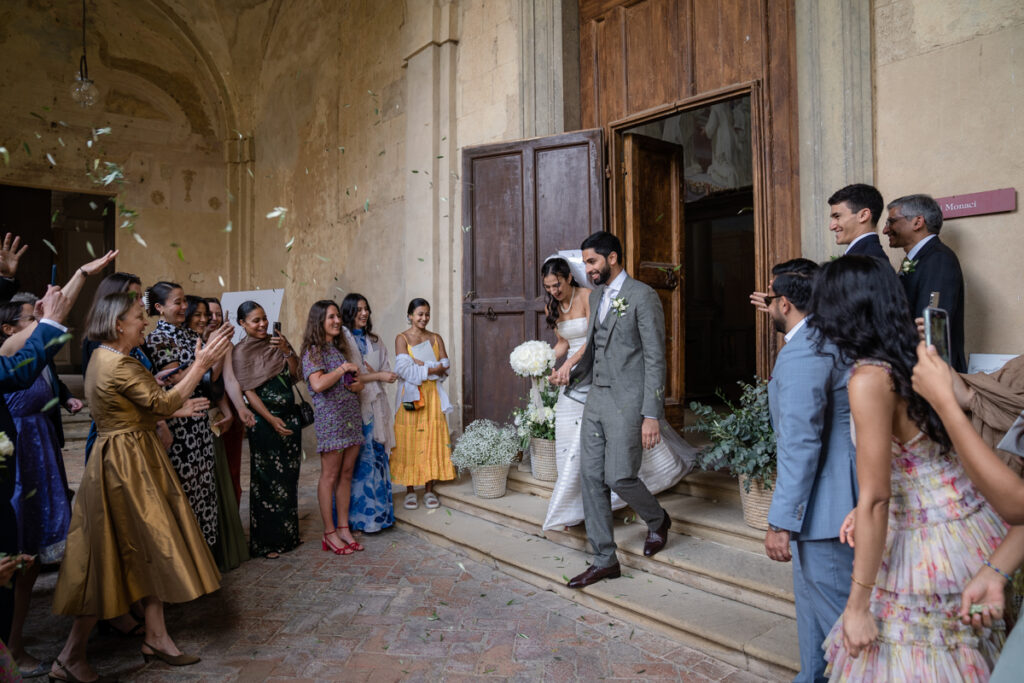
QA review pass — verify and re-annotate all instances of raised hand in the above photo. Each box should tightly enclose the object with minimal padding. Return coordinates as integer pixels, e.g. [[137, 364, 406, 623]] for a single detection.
[[77, 249, 119, 276], [195, 326, 233, 369], [39, 285, 72, 324], [177, 397, 211, 418], [749, 290, 769, 313], [911, 341, 956, 412], [0, 233, 28, 278]]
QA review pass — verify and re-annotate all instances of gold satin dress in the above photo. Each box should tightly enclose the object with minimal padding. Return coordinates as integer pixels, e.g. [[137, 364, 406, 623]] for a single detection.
[[53, 349, 221, 619]]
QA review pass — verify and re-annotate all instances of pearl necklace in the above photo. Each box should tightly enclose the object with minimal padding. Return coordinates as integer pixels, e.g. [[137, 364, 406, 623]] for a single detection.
[[99, 344, 126, 355], [559, 287, 576, 313]]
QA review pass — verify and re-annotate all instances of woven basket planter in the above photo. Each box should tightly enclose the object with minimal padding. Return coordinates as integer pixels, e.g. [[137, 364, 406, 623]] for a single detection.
[[738, 474, 776, 531], [470, 464, 510, 499], [529, 437, 558, 481]]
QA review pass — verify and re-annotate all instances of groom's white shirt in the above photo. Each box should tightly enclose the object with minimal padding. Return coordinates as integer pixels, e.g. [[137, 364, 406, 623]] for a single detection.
[[598, 270, 628, 323]]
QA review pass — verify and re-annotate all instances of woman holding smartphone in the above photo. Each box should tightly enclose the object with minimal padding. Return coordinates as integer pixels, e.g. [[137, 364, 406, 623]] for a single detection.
[[231, 301, 302, 558], [300, 300, 365, 555]]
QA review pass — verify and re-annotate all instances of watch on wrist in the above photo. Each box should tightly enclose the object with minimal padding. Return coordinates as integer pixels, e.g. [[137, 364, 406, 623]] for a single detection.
[[768, 523, 785, 533]]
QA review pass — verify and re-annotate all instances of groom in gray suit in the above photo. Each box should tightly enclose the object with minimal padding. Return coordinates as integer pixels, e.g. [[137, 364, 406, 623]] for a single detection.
[[761, 258, 857, 682], [556, 231, 671, 588]]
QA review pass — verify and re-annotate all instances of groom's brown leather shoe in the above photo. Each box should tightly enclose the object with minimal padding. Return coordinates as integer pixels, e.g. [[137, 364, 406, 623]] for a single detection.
[[643, 512, 671, 557], [567, 563, 621, 588]]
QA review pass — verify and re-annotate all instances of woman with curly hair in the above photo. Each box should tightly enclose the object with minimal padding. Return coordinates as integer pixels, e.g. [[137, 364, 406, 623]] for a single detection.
[[810, 256, 1007, 680]]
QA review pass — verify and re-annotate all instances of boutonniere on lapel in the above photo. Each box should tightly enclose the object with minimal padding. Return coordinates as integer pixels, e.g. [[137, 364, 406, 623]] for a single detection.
[[900, 258, 918, 275], [611, 296, 629, 318]]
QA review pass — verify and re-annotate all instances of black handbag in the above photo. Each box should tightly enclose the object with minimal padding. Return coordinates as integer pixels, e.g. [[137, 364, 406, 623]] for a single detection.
[[292, 385, 315, 428]]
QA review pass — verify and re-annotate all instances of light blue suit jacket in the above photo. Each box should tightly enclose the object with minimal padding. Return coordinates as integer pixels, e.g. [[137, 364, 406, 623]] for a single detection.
[[767, 322, 857, 541]]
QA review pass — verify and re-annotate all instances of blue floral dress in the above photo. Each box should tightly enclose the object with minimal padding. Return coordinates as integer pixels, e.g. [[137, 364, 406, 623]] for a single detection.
[[347, 330, 395, 533]]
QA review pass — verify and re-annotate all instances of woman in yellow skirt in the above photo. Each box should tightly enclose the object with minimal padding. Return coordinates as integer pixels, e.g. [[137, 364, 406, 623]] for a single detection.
[[392, 298, 455, 509]]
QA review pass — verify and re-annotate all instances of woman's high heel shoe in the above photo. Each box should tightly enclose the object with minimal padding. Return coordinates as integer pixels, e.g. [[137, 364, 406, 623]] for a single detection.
[[338, 525, 364, 552], [322, 529, 353, 555], [140, 642, 200, 666]]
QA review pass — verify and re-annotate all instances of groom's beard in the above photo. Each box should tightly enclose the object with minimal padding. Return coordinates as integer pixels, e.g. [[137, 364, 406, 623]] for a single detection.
[[591, 263, 612, 286], [770, 310, 787, 334]]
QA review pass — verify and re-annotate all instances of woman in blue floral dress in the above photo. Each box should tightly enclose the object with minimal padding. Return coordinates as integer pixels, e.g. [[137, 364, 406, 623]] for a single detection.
[[301, 300, 365, 555], [341, 293, 397, 533]]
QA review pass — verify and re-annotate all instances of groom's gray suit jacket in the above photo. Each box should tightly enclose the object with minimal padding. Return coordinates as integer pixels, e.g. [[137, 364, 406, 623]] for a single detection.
[[567, 274, 666, 419]]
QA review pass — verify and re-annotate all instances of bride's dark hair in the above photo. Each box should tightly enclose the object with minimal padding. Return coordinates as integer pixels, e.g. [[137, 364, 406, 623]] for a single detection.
[[806, 255, 950, 452], [541, 258, 577, 329]]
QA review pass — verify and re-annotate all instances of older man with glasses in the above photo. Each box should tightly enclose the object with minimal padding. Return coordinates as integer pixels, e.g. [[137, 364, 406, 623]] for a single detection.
[[883, 193, 967, 371]]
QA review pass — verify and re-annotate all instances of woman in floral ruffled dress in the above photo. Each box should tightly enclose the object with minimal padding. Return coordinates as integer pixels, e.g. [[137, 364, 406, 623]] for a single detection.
[[809, 256, 1007, 681]]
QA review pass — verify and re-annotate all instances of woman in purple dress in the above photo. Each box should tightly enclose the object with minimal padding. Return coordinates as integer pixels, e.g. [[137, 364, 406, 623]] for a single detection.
[[301, 300, 365, 556]]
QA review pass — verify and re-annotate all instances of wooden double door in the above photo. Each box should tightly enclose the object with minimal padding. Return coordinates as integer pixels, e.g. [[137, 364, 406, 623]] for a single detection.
[[461, 129, 688, 428]]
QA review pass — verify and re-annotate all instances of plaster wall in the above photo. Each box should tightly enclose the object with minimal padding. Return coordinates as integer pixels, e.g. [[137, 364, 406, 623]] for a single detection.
[[874, 0, 1024, 356]]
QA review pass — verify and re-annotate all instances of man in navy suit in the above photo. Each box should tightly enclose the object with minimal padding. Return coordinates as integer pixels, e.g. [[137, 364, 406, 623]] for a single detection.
[[884, 193, 967, 372], [828, 184, 888, 260], [761, 258, 858, 682]]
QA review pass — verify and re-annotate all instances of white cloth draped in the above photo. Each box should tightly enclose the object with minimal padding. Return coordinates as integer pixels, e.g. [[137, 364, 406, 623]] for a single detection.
[[344, 328, 396, 452], [394, 353, 452, 415]]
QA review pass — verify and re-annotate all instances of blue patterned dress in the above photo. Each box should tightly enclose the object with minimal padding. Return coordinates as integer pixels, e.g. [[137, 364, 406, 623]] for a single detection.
[[5, 372, 71, 563], [347, 330, 395, 533]]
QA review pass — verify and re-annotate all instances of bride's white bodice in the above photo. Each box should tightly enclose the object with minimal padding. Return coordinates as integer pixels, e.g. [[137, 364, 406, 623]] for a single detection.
[[557, 317, 589, 360]]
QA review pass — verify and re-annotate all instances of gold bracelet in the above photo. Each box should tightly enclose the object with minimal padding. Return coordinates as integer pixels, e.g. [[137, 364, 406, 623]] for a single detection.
[[851, 576, 875, 590]]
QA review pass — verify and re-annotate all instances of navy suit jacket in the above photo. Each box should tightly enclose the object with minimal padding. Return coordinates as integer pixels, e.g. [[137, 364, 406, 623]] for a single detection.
[[900, 237, 966, 372], [845, 233, 888, 261], [767, 323, 858, 540]]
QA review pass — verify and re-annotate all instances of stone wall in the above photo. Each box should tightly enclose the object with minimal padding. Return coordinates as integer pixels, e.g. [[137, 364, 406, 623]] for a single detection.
[[874, 0, 1024, 356]]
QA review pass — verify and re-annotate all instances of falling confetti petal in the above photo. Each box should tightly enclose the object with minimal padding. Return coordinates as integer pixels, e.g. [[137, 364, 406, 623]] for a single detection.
[[58, 137, 65, 147], [88, 201, 98, 210], [133, 232, 148, 247], [85, 241, 95, 258], [315, 254, 330, 262], [43, 333, 73, 349], [87, 140, 92, 148], [218, 275, 225, 287], [46, 153, 56, 166], [363, 199, 369, 212], [51, 210, 59, 224], [285, 237, 295, 250], [22, 142, 30, 155], [42, 239, 57, 254], [93, 126, 112, 137], [14, 357, 35, 370], [177, 248, 185, 262], [41, 397, 59, 412], [224, 221, 233, 232], [0, 147, 8, 165]]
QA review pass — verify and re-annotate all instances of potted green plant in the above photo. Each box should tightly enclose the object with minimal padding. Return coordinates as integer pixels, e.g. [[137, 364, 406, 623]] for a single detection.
[[511, 382, 559, 481], [688, 378, 776, 530], [451, 419, 520, 498]]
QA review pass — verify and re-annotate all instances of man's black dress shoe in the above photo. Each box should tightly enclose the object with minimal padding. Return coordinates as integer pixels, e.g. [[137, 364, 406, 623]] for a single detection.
[[643, 512, 671, 557], [566, 563, 621, 588]]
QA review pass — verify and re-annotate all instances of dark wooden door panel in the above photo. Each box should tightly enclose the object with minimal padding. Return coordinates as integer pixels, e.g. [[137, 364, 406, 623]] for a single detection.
[[623, 133, 685, 423], [461, 129, 605, 426], [624, 0, 683, 112]]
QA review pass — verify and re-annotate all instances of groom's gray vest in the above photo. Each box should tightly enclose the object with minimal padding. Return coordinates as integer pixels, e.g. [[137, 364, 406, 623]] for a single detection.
[[591, 309, 615, 388]]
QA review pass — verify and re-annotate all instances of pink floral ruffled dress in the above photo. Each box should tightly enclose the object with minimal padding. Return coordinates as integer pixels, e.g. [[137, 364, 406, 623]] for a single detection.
[[824, 361, 1008, 681]]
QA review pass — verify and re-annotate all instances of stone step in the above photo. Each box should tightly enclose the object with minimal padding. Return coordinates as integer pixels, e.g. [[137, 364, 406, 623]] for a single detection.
[[394, 493, 798, 679], [509, 467, 741, 505], [432, 478, 794, 617]]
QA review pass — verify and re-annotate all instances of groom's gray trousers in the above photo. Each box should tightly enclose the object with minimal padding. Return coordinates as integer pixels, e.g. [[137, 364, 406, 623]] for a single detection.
[[579, 385, 666, 569]]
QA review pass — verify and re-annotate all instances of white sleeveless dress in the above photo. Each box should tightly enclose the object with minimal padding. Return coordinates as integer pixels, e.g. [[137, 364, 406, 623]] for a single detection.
[[542, 317, 698, 530]]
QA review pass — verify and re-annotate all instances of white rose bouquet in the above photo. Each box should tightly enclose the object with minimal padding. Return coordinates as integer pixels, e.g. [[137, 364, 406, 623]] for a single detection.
[[0, 431, 12, 458], [509, 340, 556, 378]]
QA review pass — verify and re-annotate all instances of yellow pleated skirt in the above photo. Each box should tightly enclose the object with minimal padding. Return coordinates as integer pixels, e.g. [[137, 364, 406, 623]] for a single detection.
[[390, 379, 455, 487]]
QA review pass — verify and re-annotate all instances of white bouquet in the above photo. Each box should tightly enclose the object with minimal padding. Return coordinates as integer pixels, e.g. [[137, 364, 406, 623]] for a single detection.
[[509, 340, 556, 378], [0, 431, 12, 458], [450, 419, 520, 470]]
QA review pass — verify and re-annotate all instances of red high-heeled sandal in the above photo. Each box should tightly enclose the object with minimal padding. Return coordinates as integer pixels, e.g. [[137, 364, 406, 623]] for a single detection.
[[338, 525, 364, 552], [322, 529, 353, 555]]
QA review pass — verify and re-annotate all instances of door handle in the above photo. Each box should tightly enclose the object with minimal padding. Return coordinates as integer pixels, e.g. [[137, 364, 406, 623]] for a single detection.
[[485, 307, 498, 321]]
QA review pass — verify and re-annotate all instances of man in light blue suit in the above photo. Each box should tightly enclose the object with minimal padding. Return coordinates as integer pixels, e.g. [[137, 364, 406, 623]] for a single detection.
[[761, 258, 858, 683]]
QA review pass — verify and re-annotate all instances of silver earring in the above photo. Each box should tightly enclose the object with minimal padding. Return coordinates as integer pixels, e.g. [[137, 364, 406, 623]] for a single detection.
[[117, 327, 123, 333]]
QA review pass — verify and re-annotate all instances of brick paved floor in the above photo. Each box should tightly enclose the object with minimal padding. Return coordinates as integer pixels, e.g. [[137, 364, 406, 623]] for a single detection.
[[21, 446, 762, 682]]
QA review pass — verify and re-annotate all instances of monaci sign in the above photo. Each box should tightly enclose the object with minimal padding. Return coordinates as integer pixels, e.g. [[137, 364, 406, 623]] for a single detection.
[[936, 188, 1016, 220]]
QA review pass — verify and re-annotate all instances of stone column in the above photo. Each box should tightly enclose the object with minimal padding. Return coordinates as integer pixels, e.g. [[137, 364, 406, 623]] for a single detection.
[[225, 134, 255, 291], [403, 0, 461, 420], [795, 0, 874, 261], [520, 0, 581, 137]]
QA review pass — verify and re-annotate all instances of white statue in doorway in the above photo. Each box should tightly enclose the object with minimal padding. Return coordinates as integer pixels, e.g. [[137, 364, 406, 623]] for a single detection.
[[701, 102, 740, 189]]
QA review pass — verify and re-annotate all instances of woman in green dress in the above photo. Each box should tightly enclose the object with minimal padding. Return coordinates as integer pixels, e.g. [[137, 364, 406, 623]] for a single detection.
[[231, 301, 302, 558]]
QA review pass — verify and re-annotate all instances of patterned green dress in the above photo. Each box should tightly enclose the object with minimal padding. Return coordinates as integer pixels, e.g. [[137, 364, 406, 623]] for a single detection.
[[247, 372, 302, 556]]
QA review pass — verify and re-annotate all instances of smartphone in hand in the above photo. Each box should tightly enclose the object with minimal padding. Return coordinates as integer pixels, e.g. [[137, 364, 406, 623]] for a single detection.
[[924, 307, 951, 365], [273, 321, 282, 337]]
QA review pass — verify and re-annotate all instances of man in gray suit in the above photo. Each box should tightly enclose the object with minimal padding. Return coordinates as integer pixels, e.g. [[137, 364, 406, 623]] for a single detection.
[[761, 258, 857, 682], [556, 231, 671, 588]]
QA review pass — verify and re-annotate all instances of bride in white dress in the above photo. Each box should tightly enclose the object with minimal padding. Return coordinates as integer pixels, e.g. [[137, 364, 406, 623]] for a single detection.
[[539, 254, 697, 531]]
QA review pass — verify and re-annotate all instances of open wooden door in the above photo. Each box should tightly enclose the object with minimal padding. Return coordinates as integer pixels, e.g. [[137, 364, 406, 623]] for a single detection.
[[622, 133, 686, 427], [461, 129, 604, 426]]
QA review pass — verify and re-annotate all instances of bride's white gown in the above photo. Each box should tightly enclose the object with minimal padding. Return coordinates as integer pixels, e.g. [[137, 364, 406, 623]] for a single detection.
[[542, 316, 698, 531]]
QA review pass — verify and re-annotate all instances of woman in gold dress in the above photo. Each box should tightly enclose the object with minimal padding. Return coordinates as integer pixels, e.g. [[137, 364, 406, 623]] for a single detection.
[[48, 293, 232, 683]]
